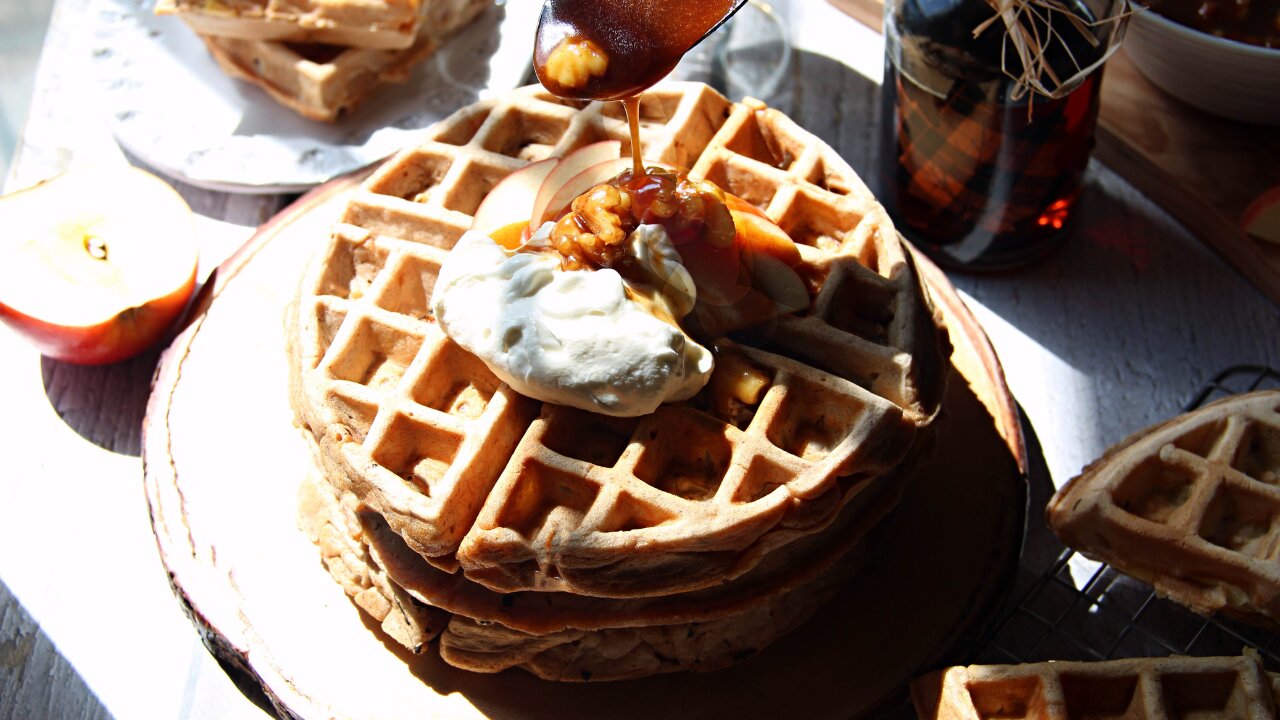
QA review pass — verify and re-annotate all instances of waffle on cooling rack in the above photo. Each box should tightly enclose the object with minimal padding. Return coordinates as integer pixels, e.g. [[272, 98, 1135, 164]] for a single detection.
[[1049, 390, 1280, 628], [912, 655, 1278, 720], [288, 81, 950, 678]]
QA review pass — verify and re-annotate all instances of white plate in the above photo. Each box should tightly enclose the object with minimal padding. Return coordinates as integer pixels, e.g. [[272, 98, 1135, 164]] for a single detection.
[[87, 0, 538, 193]]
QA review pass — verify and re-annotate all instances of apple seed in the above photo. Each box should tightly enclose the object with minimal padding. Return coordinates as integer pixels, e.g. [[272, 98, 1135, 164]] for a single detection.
[[84, 235, 108, 261]]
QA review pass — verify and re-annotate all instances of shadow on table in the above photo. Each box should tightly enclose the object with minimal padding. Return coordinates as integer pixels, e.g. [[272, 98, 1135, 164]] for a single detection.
[[0, 577, 114, 720], [40, 348, 161, 457], [934, 163, 1280, 440], [37, 152, 298, 456]]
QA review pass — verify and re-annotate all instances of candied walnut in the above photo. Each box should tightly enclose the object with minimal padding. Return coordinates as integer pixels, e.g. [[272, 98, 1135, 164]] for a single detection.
[[551, 183, 635, 270], [546, 169, 734, 274], [575, 184, 630, 246], [543, 37, 609, 89]]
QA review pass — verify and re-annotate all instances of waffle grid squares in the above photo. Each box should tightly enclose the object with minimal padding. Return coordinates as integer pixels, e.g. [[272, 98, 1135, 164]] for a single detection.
[[1047, 369, 1280, 626], [457, 341, 894, 550], [201, 30, 440, 122], [1104, 418, 1280, 564], [887, 368, 1280, 720], [187, 0, 490, 121], [919, 655, 1276, 720], [297, 226, 539, 558], [976, 366, 1280, 675], [448, 359, 900, 598], [292, 82, 946, 601]]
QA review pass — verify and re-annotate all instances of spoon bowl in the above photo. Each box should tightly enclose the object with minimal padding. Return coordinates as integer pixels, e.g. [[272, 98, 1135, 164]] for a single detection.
[[535, 0, 750, 100]]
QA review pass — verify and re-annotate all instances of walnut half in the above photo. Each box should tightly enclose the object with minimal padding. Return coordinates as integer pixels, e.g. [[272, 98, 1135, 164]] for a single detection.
[[551, 183, 635, 270], [543, 37, 609, 90]]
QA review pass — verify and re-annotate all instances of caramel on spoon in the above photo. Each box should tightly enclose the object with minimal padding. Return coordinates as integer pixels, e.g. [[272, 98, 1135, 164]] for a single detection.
[[534, 0, 748, 102]]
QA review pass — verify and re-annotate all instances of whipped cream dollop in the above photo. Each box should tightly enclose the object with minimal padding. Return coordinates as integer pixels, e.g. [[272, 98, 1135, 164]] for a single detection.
[[431, 223, 713, 417]]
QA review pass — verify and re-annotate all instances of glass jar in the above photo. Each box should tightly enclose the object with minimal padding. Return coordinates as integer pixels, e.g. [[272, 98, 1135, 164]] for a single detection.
[[878, 0, 1128, 270]]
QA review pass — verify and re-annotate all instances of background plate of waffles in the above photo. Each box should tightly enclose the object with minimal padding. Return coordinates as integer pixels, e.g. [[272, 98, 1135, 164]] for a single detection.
[[86, 0, 539, 193]]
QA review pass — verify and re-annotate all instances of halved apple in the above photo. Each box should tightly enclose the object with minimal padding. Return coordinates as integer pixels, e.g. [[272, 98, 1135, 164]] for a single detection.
[[529, 140, 621, 232], [472, 157, 558, 246], [0, 166, 198, 365]]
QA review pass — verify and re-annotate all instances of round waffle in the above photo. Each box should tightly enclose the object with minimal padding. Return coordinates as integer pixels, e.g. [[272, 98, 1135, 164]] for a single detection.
[[288, 82, 949, 601]]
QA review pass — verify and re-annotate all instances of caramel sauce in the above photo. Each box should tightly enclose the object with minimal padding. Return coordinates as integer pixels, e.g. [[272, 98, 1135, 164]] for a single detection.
[[550, 167, 729, 268], [622, 95, 644, 178], [530, 0, 789, 344], [1149, 0, 1280, 47]]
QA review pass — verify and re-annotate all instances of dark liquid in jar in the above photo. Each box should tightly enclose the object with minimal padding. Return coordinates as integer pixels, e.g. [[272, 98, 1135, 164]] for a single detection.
[[878, 65, 1103, 269], [534, 0, 736, 101], [878, 0, 1107, 269]]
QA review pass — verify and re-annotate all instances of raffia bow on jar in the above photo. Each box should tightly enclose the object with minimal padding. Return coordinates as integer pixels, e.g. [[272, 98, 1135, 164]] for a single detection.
[[878, 0, 1131, 270], [974, 0, 1131, 105]]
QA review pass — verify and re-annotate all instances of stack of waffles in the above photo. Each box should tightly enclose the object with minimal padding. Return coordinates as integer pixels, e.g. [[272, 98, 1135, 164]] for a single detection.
[[287, 82, 952, 680], [156, 0, 490, 121], [1049, 390, 1280, 627]]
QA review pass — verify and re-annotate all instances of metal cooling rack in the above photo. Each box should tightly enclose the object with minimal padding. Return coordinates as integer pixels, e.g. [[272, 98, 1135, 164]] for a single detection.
[[880, 364, 1280, 720], [976, 364, 1280, 670]]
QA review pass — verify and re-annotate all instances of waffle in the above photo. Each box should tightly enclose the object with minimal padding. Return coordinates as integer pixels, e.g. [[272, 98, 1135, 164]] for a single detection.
[[200, 0, 488, 122], [288, 81, 949, 599], [911, 655, 1278, 720], [156, 0, 424, 49], [298, 463, 903, 680], [298, 472, 448, 651], [1048, 390, 1280, 627]]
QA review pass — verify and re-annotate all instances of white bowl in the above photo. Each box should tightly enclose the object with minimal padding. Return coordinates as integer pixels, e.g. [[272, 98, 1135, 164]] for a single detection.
[[1124, 5, 1280, 125]]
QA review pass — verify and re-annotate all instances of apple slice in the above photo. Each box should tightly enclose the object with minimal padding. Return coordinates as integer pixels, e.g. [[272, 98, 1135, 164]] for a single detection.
[[725, 193, 801, 267], [539, 158, 639, 227], [472, 158, 558, 241], [0, 166, 198, 365], [529, 140, 621, 232], [682, 194, 807, 335], [1243, 185, 1280, 245], [749, 252, 809, 314]]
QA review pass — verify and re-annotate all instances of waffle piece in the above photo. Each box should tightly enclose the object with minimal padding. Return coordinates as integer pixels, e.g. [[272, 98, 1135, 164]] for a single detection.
[[298, 466, 897, 680], [1048, 390, 1280, 627], [911, 655, 1277, 720], [156, 0, 424, 49], [364, 460, 907, 635], [289, 82, 949, 597], [200, 0, 487, 122], [437, 549, 863, 682], [298, 472, 448, 651]]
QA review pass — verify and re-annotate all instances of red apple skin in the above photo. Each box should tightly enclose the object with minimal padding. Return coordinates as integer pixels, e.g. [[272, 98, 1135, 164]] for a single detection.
[[530, 140, 622, 231], [0, 167, 199, 365], [0, 266, 197, 365], [725, 193, 802, 267], [1241, 185, 1280, 245], [472, 158, 558, 237]]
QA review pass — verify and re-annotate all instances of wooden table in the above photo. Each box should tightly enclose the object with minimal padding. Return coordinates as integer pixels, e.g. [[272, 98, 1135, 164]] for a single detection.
[[1, 0, 1277, 718]]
